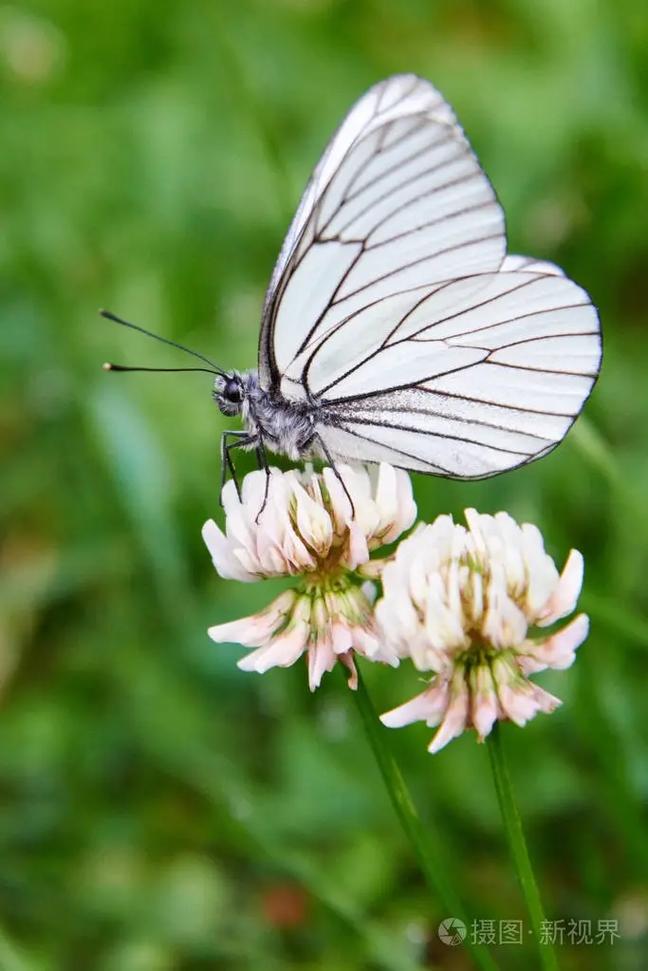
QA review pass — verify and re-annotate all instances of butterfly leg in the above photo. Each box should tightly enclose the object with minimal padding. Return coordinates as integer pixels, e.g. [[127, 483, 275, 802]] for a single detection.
[[314, 434, 356, 518], [220, 430, 254, 505], [254, 439, 271, 523]]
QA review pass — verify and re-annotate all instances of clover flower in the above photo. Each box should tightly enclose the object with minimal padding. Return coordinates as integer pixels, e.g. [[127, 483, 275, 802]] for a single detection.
[[203, 463, 416, 690], [377, 509, 589, 753]]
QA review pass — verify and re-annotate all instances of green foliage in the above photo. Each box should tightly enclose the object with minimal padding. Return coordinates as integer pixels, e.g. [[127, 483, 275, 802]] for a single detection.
[[1, 1, 647, 968]]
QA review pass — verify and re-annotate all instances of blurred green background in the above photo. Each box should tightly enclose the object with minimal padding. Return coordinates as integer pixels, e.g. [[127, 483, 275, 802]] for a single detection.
[[2, 0, 648, 968]]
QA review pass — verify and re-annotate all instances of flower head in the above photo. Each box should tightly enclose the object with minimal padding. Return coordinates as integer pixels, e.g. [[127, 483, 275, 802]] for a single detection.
[[203, 463, 416, 690], [377, 509, 588, 752]]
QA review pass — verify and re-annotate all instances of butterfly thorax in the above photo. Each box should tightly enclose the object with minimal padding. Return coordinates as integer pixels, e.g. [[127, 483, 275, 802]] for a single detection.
[[214, 369, 318, 460]]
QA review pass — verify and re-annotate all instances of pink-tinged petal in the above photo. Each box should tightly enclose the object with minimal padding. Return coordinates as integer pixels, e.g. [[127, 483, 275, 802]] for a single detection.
[[423, 574, 469, 654], [261, 542, 292, 575], [341, 463, 372, 507], [202, 519, 256, 582], [308, 635, 337, 691], [516, 652, 546, 676], [207, 590, 297, 647], [469, 664, 499, 741], [373, 463, 414, 545], [381, 678, 450, 729], [361, 580, 377, 605], [277, 521, 317, 574], [308, 474, 325, 508], [428, 671, 469, 753], [339, 651, 358, 690], [482, 578, 527, 649], [256, 477, 293, 544], [239, 468, 268, 508], [519, 523, 559, 615], [537, 549, 584, 626], [253, 509, 295, 575], [293, 480, 333, 556], [329, 621, 354, 656], [545, 612, 589, 668], [237, 620, 308, 674], [519, 613, 589, 674], [322, 464, 377, 538], [322, 466, 353, 535], [208, 615, 266, 647], [392, 467, 417, 539], [344, 521, 370, 570], [355, 625, 397, 665], [464, 507, 487, 556], [235, 546, 271, 577], [497, 675, 561, 727], [528, 682, 562, 714], [221, 487, 256, 552], [374, 461, 398, 510], [220, 477, 244, 517], [345, 466, 383, 540], [358, 556, 390, 580]]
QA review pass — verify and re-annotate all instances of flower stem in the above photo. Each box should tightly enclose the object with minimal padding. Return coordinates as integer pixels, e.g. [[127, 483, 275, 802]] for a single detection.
[[352, 668, 500, 971], [487, 724, 559, 971]]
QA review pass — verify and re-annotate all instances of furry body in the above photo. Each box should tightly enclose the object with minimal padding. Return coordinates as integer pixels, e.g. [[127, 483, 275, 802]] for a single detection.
[[214, 370, 320, 461]]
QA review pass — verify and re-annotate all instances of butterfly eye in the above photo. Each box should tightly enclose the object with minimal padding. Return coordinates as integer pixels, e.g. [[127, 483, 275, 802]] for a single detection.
[[224, 379, 242, 403]]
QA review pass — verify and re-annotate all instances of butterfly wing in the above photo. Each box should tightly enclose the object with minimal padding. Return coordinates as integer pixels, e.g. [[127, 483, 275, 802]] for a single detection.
[[258, 75, 601, 478], [258, 74, 507, 392], [312, 270, 600, 477], [502, 254, 564, 276]]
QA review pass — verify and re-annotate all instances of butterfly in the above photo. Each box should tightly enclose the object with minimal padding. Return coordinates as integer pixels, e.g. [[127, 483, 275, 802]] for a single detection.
[[104, 74, 601, 503]]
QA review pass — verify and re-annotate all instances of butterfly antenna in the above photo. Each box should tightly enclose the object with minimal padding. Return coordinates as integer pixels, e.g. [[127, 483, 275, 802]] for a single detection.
[[100, 309, 225, 375], [102, 363, 220, 375]]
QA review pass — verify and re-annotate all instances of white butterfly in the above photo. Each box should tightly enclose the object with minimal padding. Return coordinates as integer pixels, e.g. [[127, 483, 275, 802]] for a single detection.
[[107, 74, 602, 492]]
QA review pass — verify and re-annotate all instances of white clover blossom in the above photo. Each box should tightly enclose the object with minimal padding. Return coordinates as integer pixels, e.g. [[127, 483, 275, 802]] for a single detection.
[[203, 463, 416, 690], [377, 509, 589, 753]]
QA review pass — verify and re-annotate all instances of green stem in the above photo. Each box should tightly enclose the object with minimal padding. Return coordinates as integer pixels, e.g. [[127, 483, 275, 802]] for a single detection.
[[487, 724, 559, 971], [351, 668, 500, 971]]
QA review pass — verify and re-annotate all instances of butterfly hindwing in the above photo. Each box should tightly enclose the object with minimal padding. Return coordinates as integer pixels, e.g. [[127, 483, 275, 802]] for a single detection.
[[313, 269, 600, 478]]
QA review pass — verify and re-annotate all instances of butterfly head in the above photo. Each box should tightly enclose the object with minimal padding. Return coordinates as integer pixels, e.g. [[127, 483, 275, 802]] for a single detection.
[[213, 372, 245, 417]]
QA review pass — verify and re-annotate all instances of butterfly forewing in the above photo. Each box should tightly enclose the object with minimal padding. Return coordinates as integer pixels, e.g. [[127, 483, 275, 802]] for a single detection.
[[258, 74, 488, 387], [269, 111, 505, 391]]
